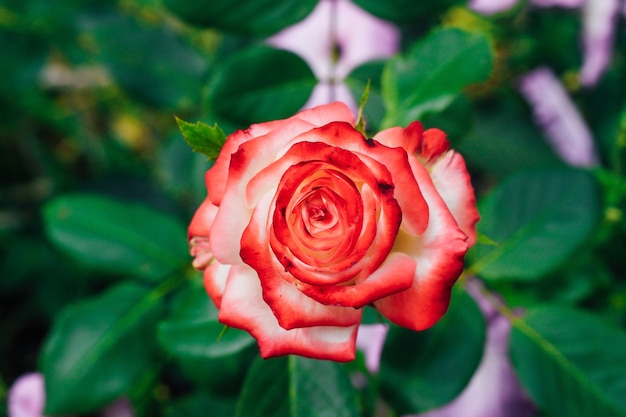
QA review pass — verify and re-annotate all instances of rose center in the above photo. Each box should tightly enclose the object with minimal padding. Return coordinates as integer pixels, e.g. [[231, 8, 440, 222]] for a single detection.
[[301, 192, 339, 235]]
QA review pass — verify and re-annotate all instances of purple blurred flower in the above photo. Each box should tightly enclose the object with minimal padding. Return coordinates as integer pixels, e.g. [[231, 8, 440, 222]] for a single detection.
[[8, 373, 48, 417], [7, 373, 135, 417], [356, 323, 389, 373], [354, 280, 536, 417], [518, 67, 599, 167], [468, 0, 519, 15], [408, 281, 536, 417], [101, 398, 135, 417], [531, 0, 583, 7], [579, 0, 621, 86], [268, 0, 399, 110]]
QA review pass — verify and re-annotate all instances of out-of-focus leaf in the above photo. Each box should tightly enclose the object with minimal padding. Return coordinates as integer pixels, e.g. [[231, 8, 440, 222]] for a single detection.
[[161, 0, 318, 36], [381, 28, 492, 128], [88, 15, 208, 109], [379, 289, 485, 414], [206, 46, 316, 129], [175, 117, 226, 160], [165, 392, 238, 417], [156, 133, 211, 206], [158, 279, 255, 391], [41, 282, 166, 415], [420, 94, 473, 146], [43, 194, 189, 281], [235, 356, 359, 417], [510, 306, 626, 417], [468, 167, 601, 281], [456, 100, 562, 177], [158, 279, 255, 359], [352, 0, 464, 23]]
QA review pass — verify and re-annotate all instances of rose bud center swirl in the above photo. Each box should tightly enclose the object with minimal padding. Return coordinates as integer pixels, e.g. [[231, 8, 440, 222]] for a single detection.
[[272, 161, 372, 287]]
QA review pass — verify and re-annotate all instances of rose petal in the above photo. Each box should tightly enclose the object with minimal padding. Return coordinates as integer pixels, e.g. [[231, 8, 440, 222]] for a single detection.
[[202, 261, 230, 308], [188, 198, 219, 269], [298, 252, 416, 308], [376, 125, 478, 246], [418, 128, 451, 163], [210, 118, 320, 265], [207, 102, 355, 206], [300, 122, 430, 236], [218, 265, 359, 361], [428, 150, 479, 246], [374, 160, 468, 331], [372, 121, 424, 154], [241, 192, 363, 329]]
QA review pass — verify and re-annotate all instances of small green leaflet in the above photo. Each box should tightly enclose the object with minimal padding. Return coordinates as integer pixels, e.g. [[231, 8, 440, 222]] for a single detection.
[[175, 116, 227, 160], [355, 78, 371, 136]]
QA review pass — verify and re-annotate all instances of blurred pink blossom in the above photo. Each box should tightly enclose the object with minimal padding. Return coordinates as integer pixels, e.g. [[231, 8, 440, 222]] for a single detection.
[[531, 0, 583, 7], [354, 281, 536, 417], [268, 0, 399, 110], [519, 67, 599, 167], [101, 398, 135, 417], [468, 0, 519, 15], [356, 323, 389, 373], [409, 282, 536, 417], [8, 373, 48, 417], [7, 373, 135, 417], [579, 0, 621, 86]]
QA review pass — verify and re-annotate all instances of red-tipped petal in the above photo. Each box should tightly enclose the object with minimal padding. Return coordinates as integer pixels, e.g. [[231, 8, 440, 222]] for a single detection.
[[218, 265, 359, 361], [294, 101, 355, 126], [374, 159, 468, 331], [372, 121, 424, 154], [241, 192, 362, 329], [188, 197, 218, 241], [209, 118, 317, 265], [429, 150, 479, 246], [206, 102, 354, 206], [418, 128, 450, 162], [298, 252, 416, 308], [203, 261, 230, 308]]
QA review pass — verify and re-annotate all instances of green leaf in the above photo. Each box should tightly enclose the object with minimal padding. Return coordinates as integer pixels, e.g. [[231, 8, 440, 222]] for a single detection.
[[510, 306, 626, 417], [381, 28, 493, 128], [352, 0, 464, 23], [235, 356, 359, 417], [41, 281, 171, 414], [206, 46, 316, 129], [379, 288, 486, 414], [157, 279, 256, 389], [165, 392, 238, 417], [468, 167, 601, 281], [175, 116, 227, 160], [88, 15, 208, 109], [158, 279, 255, 359], [162, 0, 318, 35], [455, 100, 561, 178], [43, 194, 189, 281]]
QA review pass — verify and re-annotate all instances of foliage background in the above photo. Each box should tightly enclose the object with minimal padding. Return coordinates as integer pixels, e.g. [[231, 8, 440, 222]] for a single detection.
[[1, 0, 626, 416]]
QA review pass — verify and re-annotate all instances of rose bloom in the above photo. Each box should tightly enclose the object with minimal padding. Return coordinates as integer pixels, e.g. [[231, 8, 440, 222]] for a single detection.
[[188, 102, 478, 361]]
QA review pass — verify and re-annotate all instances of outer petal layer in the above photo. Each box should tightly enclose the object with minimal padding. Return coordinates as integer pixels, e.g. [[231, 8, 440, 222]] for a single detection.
[[374, 159, 469, 330], [218, 265, 359, 361]]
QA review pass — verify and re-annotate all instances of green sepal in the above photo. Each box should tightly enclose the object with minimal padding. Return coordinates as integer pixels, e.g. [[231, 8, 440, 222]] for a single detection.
[[176, 116, 227, 160], [355, 79, 371, 136]]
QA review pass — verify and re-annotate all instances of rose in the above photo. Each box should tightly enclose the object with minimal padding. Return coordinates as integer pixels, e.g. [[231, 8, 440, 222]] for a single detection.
[[189, 102, 478, 361]]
